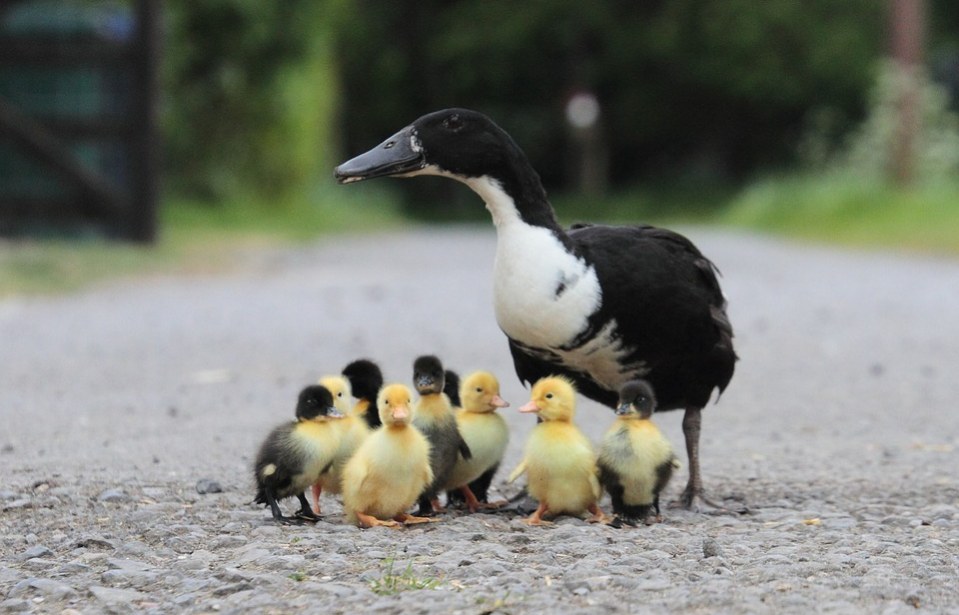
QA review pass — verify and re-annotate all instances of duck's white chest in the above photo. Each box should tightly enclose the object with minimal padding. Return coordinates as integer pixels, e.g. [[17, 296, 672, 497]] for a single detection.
[[492, 223, 601, 348]]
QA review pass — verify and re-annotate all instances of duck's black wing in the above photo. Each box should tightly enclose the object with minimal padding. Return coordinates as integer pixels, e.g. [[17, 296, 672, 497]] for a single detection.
[[507, 223, 735, 411], [507, 337, 619, 407], [569, 223, 735, 410]]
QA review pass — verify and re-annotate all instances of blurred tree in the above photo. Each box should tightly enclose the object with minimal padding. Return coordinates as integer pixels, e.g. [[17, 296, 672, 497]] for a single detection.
[[334, 0, 884, 204], [162, 0, 335, 201]]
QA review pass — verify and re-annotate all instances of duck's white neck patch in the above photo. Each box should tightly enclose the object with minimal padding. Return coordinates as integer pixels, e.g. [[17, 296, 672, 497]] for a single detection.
[[463, 176, 522, 228]]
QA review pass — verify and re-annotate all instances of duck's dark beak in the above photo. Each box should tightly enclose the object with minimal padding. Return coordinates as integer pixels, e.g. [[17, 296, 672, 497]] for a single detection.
[[334, 126, 426, 184], [615, 402, 631, 416]]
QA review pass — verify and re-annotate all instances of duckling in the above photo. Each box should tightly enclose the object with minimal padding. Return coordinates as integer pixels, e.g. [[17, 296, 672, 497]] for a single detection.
[[412, 355, 471, 515], [598, 380, 679, 526], [253, 385, 343, 524], [341, 383, 436, 528], [310, 375, 371, 515], [507, 376, 605, 525], [445, 371, 510, 512], [342, 358, 384, 429]]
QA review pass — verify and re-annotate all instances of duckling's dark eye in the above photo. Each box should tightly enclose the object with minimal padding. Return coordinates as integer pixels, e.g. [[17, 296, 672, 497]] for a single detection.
[[337, 392, 343, 397], [545, 393, 553, 399], [475, 387, 483, 393]]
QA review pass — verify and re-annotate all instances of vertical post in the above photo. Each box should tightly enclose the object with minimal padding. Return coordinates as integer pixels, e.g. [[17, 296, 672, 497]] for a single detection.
[[129, 0, 160, 242], [888, 0, 925, 187]]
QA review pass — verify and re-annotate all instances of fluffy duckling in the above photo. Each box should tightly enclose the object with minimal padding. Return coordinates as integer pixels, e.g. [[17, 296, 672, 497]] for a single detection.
[[445, 371, 510, 512], [412, 355, 472, 515], [253, 385, 343, 524], [341, 383, 435, 528], [342, 358, 384, 429], [310, 375, 371, 515], [598, 380, 679, 526], [508, 376, 605, 525]]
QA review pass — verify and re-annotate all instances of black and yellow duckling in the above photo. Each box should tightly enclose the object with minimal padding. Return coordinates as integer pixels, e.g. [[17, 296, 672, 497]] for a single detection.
[[412, 355, 471, 515], [341, 383, 435, 528], [253, 385, 344, 524], [598, 380, 680, 527], [342, 358, 384, 429], [310, 374, 371, 515], [445, 371, 510, 512], [508, 376, 605, 525]]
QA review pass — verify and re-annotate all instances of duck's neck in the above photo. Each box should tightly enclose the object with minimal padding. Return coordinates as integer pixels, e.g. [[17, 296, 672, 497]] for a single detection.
[[464, 170, 563, 235]]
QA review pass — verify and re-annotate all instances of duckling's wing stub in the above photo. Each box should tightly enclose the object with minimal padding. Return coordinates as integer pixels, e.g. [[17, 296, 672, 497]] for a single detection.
[[334, 126, 426, 183]]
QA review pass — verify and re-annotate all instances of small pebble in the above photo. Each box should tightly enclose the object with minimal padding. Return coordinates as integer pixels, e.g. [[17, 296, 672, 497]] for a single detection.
[[97, 489, 128, 503], [196, 479, 223, 495], [20, 546, 53, 560], [702, 537, 724, 558]]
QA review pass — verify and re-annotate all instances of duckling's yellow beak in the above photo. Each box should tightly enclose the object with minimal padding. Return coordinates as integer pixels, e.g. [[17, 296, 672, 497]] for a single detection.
[[391, 404, 410, 421], [490, 394, 509, 409], [518, 401, 540, 414]]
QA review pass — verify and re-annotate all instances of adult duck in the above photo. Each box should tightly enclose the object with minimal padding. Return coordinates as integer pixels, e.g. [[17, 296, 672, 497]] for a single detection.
[[334, 108, 737, 509]]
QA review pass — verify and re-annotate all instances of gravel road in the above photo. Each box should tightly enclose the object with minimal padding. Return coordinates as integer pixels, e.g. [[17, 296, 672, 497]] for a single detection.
[[2, 226, 958, 614]]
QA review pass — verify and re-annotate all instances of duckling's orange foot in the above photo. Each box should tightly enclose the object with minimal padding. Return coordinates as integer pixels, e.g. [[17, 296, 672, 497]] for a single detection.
[[522, 516, 553, 526], [355, 512, 399, 529], [643, 514, 664, 526], [394, 513, 438, 525], [586, 504, 607, 524], [477, 499, 508, 511]]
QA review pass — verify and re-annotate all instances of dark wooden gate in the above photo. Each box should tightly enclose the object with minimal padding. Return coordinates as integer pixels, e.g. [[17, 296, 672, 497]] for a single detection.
[[0, 0, 159, 243]]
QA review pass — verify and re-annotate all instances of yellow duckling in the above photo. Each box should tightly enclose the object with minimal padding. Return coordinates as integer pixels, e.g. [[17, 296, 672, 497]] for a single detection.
[[341, 383, 436, 528], [253, 385, 343, 524], [310, 375, 371, 515], [598, 380, 679, 526], [445, 371, 510, 512], [508, 376, 605, 525]]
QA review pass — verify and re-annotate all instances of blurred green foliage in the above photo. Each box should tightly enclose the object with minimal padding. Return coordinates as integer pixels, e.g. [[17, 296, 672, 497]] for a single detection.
[[334, 0, 884, 191], [162, 0, 338, 201], [159, 0, 959, 221]]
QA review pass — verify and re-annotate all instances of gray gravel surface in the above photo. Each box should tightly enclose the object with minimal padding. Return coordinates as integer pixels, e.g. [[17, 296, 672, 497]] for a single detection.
[[2, 226, 958, 614]]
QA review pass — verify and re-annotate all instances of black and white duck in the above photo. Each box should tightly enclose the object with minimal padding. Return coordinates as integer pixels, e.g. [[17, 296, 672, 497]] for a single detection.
[[335, 108, 736, 509]]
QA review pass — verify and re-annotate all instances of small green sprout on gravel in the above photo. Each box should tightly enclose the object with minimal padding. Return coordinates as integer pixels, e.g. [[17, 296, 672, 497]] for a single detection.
[[369, 552, 441, 596]]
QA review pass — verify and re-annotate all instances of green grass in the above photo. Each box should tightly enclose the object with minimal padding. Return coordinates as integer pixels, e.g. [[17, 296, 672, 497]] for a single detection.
[[368, 554, 441, 596], [720, 173, 959, 254], [0, 182, 403, 298]]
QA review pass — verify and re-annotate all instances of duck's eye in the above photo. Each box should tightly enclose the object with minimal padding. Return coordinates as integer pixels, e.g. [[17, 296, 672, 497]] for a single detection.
[[443, 114, 462, 131], [476, 387, 483, 393], [384, 140, 395, 149], [545, 393, 553, 399], [337, 392, 343, 397]]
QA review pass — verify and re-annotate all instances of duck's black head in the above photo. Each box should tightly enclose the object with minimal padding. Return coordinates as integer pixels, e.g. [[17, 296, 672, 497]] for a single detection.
[[412, 355, 445, 396], [341, 358, 384, 401], [617, 380, 657, 419], [335, 108, 527, 184], [295, 385, 342, 421]]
